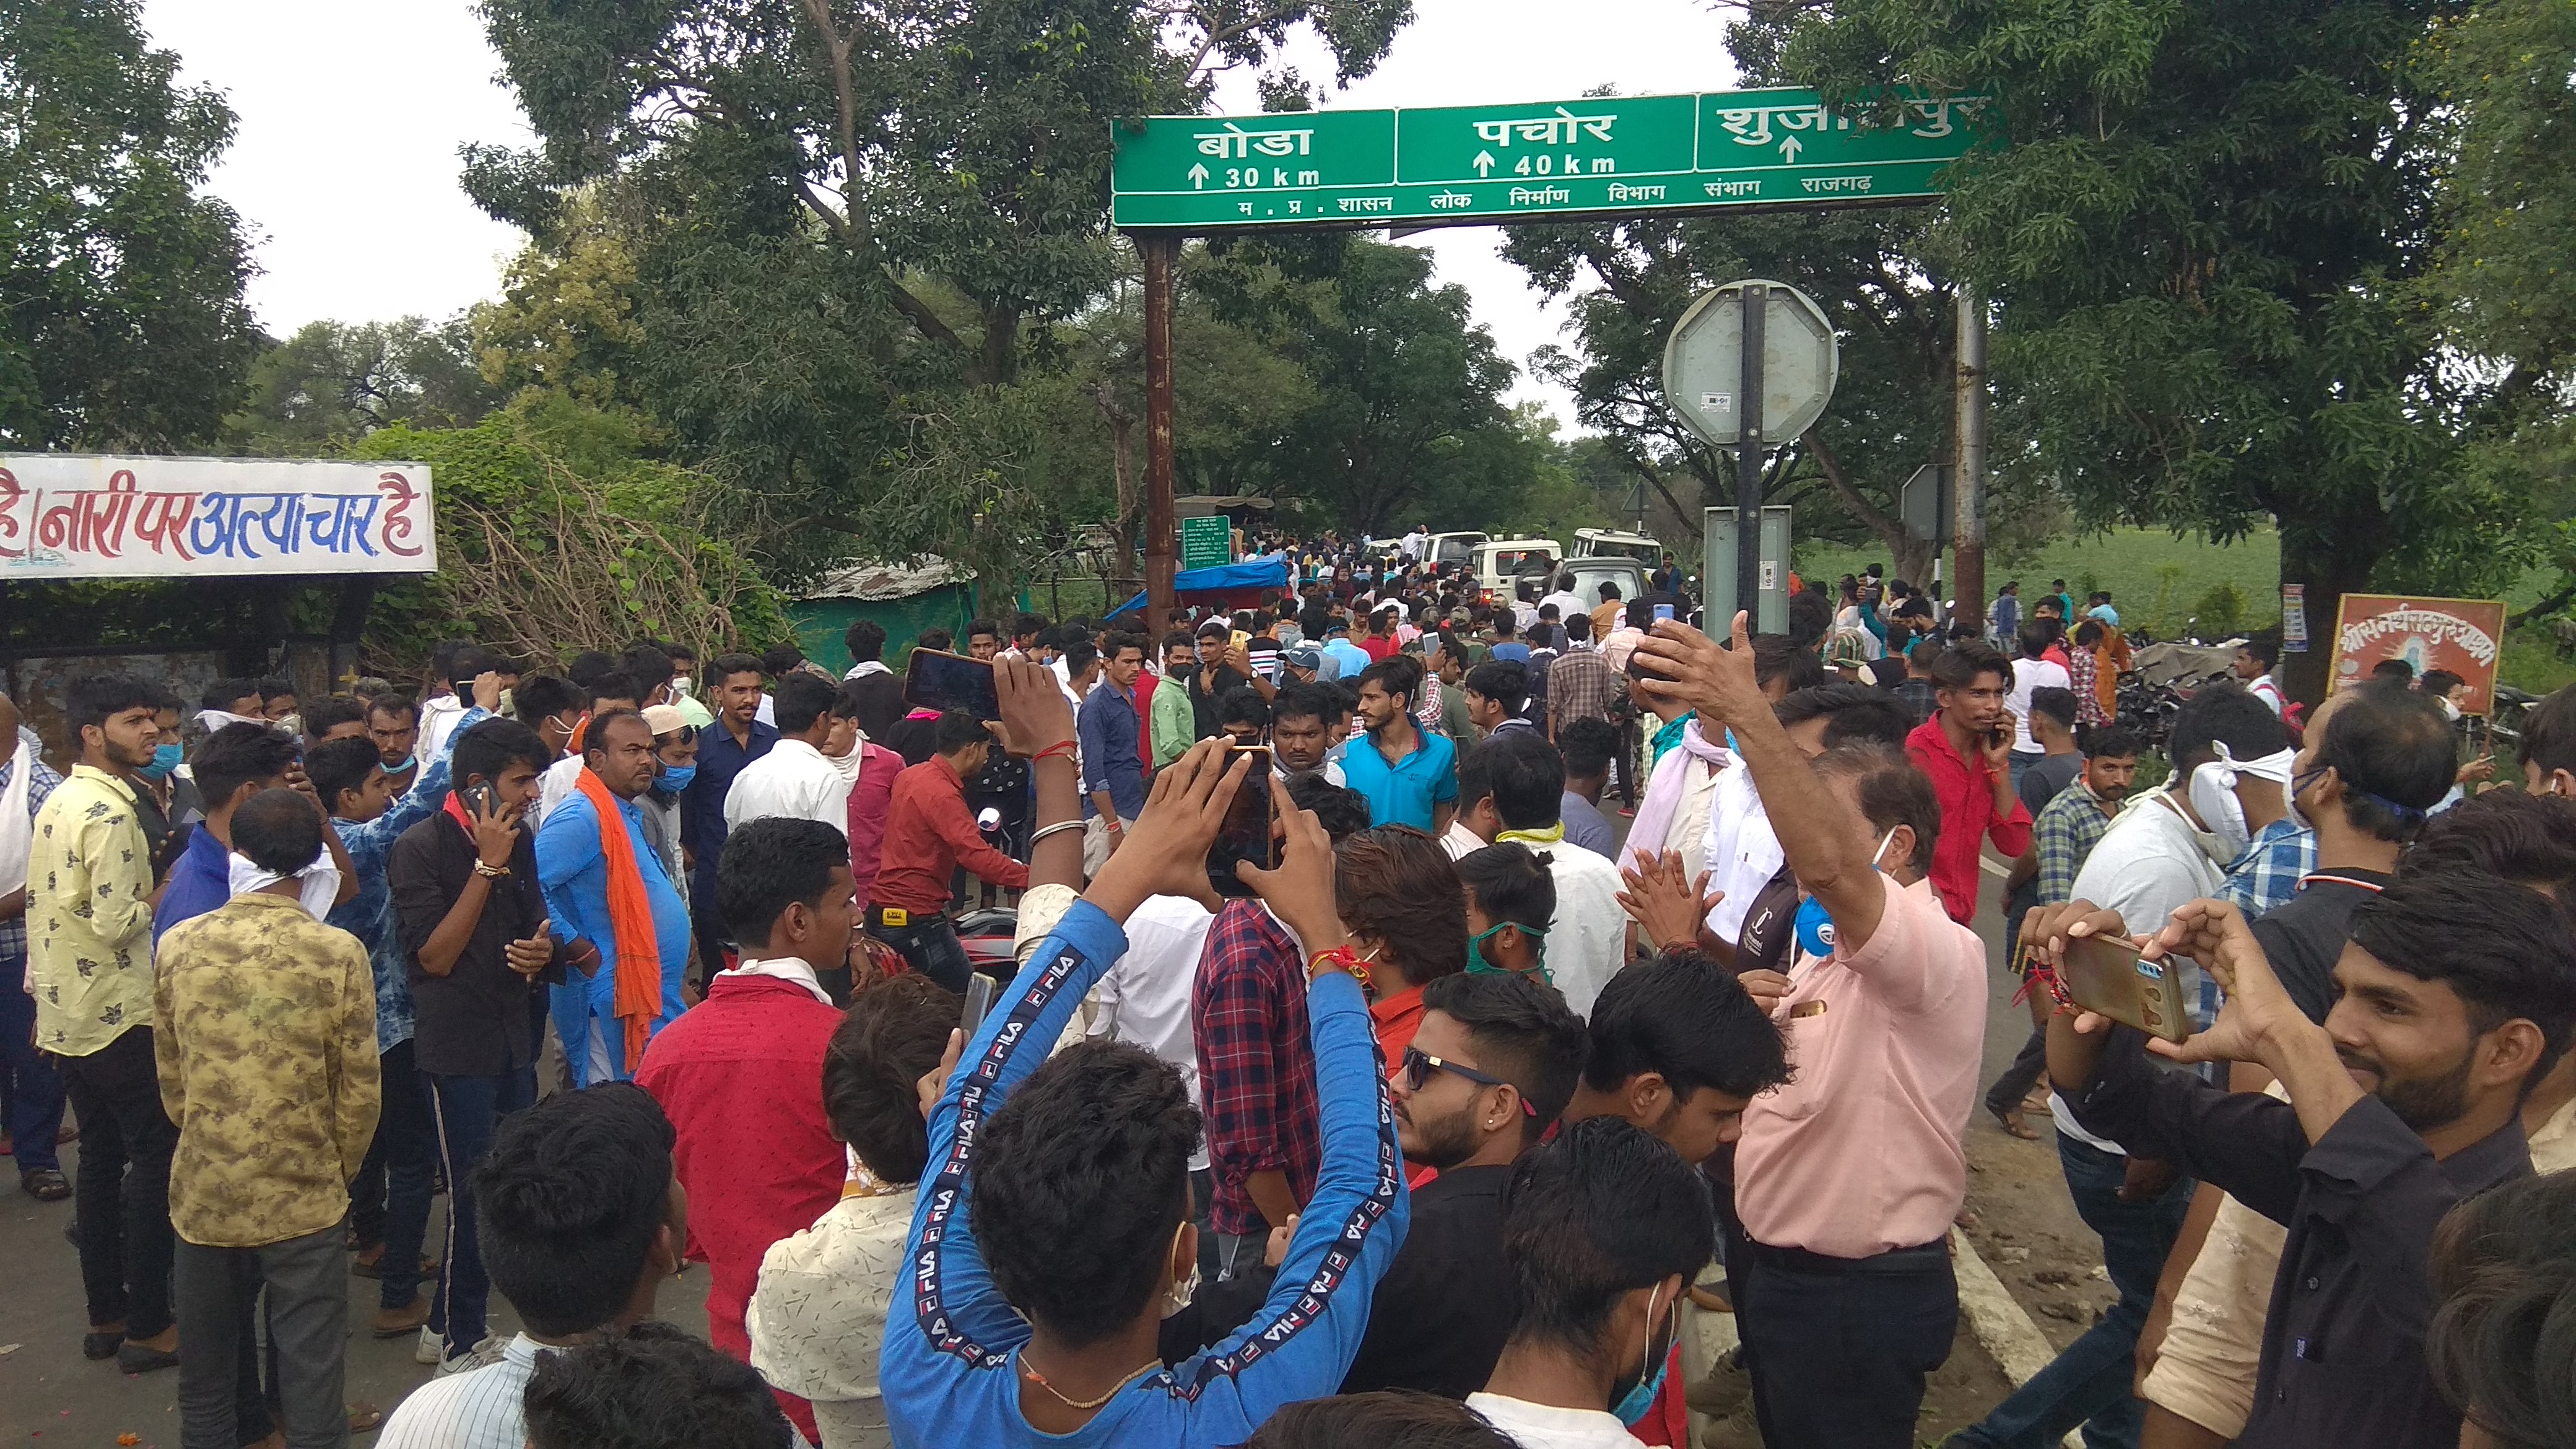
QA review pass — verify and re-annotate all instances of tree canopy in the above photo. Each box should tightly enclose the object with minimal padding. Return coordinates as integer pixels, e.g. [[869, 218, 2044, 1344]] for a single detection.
[[0, 0, 258, 451]]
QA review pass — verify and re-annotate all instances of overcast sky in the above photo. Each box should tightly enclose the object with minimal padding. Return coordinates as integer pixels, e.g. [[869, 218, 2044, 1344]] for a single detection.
[[138, 0, 1743, 429]]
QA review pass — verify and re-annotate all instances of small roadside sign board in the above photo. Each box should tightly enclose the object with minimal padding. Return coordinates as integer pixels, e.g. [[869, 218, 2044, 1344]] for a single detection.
[[1180, 515, 1233, 570], [1112, 87, 1989, 230]]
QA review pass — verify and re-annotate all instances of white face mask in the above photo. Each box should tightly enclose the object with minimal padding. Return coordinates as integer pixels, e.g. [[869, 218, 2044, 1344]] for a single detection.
[[2185, 742, 2298, 863]]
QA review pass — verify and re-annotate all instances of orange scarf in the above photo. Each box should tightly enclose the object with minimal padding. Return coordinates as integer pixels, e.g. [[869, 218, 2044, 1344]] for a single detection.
[[573, 765, 664, 1068]]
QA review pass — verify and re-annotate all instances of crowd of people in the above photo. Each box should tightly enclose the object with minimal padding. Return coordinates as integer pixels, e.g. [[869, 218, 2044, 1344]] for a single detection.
[[5, 531, 2575, 1449]]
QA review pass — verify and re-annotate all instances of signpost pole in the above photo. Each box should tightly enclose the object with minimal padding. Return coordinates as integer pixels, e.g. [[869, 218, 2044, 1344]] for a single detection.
[[1140, 233, 1180, 619], [1734, 284, 1767, 622], [1952, 288, 1988, 633]]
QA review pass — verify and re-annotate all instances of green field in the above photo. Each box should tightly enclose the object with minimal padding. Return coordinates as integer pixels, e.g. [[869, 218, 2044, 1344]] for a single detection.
[[1793, 526, 2285, 640], [1794, 524, 2575, 694]]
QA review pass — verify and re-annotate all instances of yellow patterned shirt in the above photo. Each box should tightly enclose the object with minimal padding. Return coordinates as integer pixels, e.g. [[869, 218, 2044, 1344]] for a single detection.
[[28, 765, 156, 1056], [153, 890, 380, 1248]]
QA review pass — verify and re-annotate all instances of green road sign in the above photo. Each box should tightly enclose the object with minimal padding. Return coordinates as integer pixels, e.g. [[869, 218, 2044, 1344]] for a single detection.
[[1111, 87, 1988, 230], [1180, 515, 1232, 570]]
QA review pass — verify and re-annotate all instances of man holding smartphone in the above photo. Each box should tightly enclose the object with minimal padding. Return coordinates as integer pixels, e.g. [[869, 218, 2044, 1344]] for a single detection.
[[1904, 639, 2031, 926], [869, 713, 1029, 992]]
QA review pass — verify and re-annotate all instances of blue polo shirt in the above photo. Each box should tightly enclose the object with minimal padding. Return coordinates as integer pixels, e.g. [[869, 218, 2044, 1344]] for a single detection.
[[1321, 636, 1373, 681], [1339, 727, 1458, 830]]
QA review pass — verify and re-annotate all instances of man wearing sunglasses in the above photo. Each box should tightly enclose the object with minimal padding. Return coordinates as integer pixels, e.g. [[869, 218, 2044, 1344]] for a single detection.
[[1338, 972, 1589, 1401]]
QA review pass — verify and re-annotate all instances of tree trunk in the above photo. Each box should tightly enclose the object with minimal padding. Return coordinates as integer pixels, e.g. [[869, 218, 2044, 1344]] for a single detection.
[[2278, 518, 2385, 707]]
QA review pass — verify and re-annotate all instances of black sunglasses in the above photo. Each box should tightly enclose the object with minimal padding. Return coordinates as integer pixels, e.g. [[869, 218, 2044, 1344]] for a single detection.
[[1401, 1047, 1537, 1116]]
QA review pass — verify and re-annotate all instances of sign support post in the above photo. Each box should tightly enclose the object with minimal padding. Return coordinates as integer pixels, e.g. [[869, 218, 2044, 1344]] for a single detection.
[[1952, 289, 1988, 632], [1141, 233, 1179, 619], [1734, 284, 1767, 622]]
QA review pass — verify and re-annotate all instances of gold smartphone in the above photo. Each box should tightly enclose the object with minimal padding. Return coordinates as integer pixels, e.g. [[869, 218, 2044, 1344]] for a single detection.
[[2061, 933, 2194, 1043]]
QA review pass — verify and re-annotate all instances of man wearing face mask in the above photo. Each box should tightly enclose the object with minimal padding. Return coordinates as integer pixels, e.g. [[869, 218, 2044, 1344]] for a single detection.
[[1468, 1117, 1717, 1449], [1630, 614, 1989, 1449], [2070, 682, 2289, 1040]]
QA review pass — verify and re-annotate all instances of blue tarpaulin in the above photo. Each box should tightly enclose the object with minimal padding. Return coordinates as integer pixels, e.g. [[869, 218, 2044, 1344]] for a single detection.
[[1111, 552, 1292, 617]]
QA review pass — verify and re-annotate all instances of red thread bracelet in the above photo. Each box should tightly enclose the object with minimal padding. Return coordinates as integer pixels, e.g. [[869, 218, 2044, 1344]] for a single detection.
[[1032, 740, 1077, 764]]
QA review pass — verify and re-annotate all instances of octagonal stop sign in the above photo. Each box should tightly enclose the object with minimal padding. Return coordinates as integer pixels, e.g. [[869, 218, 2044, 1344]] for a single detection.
[[1662, 280, 1838, 450]]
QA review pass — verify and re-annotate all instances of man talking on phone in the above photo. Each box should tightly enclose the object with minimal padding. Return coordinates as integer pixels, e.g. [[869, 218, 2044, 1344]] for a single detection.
[[869, 711, 1029, 992], [1903, 639, 2030, 926]]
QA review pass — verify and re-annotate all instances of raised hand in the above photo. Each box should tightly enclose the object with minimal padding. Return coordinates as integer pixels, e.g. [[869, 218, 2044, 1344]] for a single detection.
[[1631, 612, 1766, 729], [1084, 739, 1256, 923], [994, 656, 1075, 758], [1237, 775, 1349, 955]]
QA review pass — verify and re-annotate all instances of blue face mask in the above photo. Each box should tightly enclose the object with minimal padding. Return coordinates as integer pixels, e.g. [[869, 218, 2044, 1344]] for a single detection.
[[1611, 1283, 1675, 1425], [381, 755, 417, 777], [657, 762, 697, 794], [1791, 827, 1900, 960], [137, 741, 183, 781]]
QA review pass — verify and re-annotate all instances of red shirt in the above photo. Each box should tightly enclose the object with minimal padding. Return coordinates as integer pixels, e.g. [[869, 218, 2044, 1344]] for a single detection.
[[1368, 984, 1428, 1082], [1359, 632, 1399, 663], [1904, 718, 2032, 924], [634, 973, 845, 1441], [870, 757, 1031, 915], [1134, 671, 1162, 770], [845, 741, 903, 908]]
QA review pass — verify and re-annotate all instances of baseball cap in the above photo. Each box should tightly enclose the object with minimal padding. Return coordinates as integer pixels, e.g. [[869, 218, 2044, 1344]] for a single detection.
[[1284, 642, 1323, 671], [639, 704, 687, 736]]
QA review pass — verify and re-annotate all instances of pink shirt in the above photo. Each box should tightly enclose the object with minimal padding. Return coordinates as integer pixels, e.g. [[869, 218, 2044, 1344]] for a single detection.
[[1733, 873, 1986, 1258]]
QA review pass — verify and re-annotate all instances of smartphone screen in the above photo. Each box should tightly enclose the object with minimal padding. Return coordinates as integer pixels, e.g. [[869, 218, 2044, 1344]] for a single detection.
[[1653, 603, 1676, 623], [1208, 746, 1276, 898], [960, 972, 997, 1034], [905, 648, 1002, 721], [2061, 934, 2191, 1042]]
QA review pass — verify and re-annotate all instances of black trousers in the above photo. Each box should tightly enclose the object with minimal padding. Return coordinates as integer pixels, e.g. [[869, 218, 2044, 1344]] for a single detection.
[[1736, 1237, 1959, 1449], [54, 1025, 180, 1338]]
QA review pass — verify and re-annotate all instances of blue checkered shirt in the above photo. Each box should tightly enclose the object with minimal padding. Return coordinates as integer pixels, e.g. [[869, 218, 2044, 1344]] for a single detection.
[[0, 752, 64, 971], [2219, 818, 2315, 921]]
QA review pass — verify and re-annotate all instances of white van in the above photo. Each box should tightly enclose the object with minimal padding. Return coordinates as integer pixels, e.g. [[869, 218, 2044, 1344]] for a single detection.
[[1573, 528, 1663, 565], [1473, 539, 1563, 603]]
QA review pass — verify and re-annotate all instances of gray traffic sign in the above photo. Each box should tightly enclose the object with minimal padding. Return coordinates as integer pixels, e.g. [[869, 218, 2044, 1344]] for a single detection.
[[1663, 281, 1839, 450]]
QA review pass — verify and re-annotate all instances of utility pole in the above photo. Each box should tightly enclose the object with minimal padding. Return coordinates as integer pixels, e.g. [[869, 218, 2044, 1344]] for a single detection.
[[1952, 288, 1988, 633], [1139, 233, 1179, 619]]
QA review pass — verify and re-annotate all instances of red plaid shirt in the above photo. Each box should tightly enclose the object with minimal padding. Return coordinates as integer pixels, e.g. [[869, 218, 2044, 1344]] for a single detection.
[[1190, 899, 1320, 1237]]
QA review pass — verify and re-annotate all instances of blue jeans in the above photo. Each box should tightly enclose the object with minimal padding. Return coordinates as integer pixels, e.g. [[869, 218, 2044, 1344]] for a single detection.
[[425, 1065, 536, 1358], [1950, 1134, 2195, 1449], [348, 1040, 438, 1310], [0, 949, 66, 1173]]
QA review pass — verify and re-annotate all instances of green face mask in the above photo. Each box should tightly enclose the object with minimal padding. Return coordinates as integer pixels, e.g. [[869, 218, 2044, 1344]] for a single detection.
[[1466, 920, 1550, 982]]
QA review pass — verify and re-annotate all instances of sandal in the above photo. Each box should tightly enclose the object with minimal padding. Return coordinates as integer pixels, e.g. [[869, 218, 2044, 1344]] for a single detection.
[[1988, 1103, 2041, 1141], [22, 1167, 70, 1201], [83, 1329, 123, 1360], [348, 1403, 384, 1435]]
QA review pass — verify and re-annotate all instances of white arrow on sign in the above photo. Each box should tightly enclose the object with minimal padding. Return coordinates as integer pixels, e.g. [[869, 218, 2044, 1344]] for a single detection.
[[1473, 150, 1497, 177], [1778, 135, 1803, 164], [1188, 162, 1210, 189]]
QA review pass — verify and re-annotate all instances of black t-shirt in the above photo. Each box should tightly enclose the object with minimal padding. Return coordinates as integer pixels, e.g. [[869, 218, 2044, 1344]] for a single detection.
[[843, 669, 907, 739], [2248, 869, 2389, 1024], [390, 812, 560, 1078], [1337, 1163, 1518, 1398]]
